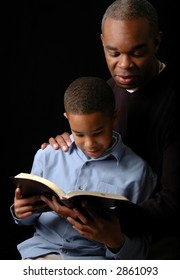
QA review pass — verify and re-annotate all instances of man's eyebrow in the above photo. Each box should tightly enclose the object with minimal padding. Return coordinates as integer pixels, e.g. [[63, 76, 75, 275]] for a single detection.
[[133, 43, 147, 50], [105, 43, 147, 51], [105, 45, 118, 51]]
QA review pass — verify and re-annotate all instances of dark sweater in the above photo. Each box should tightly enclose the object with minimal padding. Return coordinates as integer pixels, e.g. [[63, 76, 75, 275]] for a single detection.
[[107, 65, 180, 238]]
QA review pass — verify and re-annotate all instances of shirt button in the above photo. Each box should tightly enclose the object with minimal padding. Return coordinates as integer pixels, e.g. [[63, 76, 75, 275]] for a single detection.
[[62, 238, 69, 243], [61, 249, 67, 253]]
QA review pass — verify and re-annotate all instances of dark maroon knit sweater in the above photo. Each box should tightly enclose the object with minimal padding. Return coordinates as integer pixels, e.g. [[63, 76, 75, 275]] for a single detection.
[[107, 65, 180, 238]]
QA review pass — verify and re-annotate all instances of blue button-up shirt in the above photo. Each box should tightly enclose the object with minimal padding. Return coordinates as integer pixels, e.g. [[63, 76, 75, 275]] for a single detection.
[[11, 131, 157, 259]]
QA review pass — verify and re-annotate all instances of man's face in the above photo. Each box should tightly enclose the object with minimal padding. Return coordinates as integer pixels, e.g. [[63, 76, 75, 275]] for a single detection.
[[101, 17, 161, 90]]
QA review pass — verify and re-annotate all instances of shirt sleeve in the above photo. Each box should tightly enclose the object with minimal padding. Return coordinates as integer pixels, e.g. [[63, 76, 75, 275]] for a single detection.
[[106, 235, 151, 259], [10, 204, 40, 226]]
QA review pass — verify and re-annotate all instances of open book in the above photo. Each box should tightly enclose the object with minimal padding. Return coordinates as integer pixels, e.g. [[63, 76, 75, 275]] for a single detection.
[[10, 172, 133, 213], [10, 173, 150, 234]]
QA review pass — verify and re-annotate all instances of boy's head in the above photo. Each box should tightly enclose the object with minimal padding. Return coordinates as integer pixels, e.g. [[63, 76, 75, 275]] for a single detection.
[[64, 76, 119, 158], [64, 76, 115, 116]]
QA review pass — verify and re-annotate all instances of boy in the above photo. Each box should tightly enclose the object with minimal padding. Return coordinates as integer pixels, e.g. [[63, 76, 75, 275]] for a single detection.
[[11, 76, 157, 259]]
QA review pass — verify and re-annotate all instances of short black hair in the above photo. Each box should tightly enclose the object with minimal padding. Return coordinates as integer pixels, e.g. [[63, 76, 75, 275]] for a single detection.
[[64, 76, 115, 117], [101, 0, 159, 38]]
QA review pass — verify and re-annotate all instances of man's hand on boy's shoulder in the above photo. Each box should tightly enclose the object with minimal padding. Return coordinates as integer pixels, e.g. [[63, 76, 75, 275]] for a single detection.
[[41, 132, 72, 151]]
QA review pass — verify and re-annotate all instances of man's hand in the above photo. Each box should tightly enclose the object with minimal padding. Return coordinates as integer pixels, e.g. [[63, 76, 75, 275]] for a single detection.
[[67, 201, 125, 251], [41, 132, 72, 151]]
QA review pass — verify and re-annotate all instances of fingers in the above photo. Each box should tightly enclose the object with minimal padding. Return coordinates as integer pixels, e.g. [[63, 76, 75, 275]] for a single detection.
[[15, 187, 22, 199], [73, 208, 88, 224], [14, 188, 45, 218], [59, 132, 72, 147], [41, 132, 72, 151], [40, 195, 78, 219], [14, 196, 40, 219], [49, 137, 60, 150], [55, 133, 71, 151], [41, 143, 49, 150]]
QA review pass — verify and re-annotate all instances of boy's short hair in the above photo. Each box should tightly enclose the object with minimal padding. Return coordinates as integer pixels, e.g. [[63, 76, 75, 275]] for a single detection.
[[64, 76, 115, 117]]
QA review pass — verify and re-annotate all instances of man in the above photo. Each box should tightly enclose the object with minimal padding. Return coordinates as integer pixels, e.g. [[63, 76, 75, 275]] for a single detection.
[[42, 0, 180, 259]]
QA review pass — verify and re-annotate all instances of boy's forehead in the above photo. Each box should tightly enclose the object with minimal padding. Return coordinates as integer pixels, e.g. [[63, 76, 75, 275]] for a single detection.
[[68, 112, 110, 132]]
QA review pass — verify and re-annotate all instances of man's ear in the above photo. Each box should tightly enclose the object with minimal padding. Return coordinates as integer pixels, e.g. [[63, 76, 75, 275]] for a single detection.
[[64, 112, 68, 119], [154, 31, 163, 53], [100, 33, 104, 46]]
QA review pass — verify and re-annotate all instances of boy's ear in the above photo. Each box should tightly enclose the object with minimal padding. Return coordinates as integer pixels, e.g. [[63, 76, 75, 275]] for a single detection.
[[64, 112, 68, 119]]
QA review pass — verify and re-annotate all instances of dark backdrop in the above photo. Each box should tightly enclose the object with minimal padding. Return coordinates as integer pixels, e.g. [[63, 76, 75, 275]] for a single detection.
[[2, 1, 177, 259]]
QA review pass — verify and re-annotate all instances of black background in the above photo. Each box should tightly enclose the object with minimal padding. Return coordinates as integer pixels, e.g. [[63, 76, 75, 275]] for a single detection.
[[1, 1, 178, 259]]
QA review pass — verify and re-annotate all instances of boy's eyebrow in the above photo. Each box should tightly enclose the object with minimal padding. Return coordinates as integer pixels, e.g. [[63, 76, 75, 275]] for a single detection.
[[71, 126, 104, 134]]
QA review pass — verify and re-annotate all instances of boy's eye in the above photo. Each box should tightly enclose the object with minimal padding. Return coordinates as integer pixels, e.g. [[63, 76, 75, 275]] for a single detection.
[[75, 132, 102, 137]]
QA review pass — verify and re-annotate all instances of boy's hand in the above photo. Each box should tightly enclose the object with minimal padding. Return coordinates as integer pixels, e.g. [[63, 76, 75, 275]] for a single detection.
[[40, 195, 79, 220], [66, 201, 125, 251], [14, 187, 44, 219]]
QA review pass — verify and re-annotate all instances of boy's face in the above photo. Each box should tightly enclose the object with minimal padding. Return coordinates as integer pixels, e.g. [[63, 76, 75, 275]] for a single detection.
[[65, 112, 116, 158]]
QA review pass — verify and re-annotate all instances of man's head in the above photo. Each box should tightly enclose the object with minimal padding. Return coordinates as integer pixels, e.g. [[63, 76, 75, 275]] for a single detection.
[[101, 0, 163, 90], [64, 76, 118, 158]]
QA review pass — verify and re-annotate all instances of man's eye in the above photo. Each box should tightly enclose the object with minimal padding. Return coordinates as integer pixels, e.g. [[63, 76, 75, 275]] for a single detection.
[[109, 52, 120, 57], [132, 49, 146, 57], [94, 132, 101, 135], [133, 52, 144, 57]]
